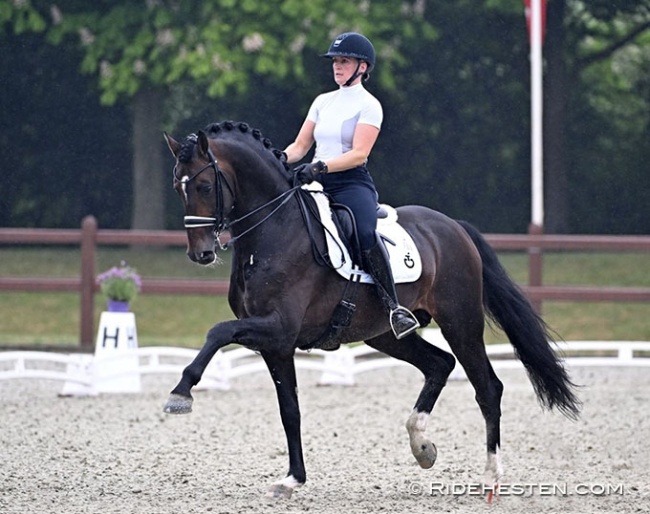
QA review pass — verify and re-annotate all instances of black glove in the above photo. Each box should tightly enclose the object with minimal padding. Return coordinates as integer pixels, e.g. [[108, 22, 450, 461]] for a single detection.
[[293, 160, 328, 185]]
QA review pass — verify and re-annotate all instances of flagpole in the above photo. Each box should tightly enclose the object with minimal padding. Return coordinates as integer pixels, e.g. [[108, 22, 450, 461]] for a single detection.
[[527, 0, 545, 313], [530, 0, 544, 229]]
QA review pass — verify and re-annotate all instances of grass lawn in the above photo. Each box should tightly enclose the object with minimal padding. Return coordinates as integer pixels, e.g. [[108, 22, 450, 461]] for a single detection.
[[0, 246, 649, 348]]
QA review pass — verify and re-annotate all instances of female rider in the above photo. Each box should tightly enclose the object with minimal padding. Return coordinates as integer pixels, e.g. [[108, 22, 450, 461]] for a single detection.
[[284, 32, 419, 340]]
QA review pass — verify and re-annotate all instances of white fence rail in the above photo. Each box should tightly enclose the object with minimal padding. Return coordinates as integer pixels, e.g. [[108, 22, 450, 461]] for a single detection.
[[1, 329, 649, 395]]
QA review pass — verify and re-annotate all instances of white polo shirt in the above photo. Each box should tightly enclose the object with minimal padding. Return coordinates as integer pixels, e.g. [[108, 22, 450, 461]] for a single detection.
[[307, 83, 383, 163]]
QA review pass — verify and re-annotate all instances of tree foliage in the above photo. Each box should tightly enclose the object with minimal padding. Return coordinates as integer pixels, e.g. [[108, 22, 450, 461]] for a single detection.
[[6, 0, 434, 105], [1, 0, 649, 234]]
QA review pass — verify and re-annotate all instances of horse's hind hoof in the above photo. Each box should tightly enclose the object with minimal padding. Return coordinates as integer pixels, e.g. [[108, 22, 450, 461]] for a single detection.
[[163, 393, 193, 414], [266, 476, 302, 499], [266, 484, 294, 500], [412, 440, 437, 469]]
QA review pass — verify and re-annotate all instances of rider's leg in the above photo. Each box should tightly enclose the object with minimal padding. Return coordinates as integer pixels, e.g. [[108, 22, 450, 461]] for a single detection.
[[320, 167, 419, 339], [361, 234, 420, 339]]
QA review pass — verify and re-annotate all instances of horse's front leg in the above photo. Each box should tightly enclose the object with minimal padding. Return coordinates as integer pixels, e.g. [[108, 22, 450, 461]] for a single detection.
[[163, 319, 241, 414], [261, 350, 305, 499]]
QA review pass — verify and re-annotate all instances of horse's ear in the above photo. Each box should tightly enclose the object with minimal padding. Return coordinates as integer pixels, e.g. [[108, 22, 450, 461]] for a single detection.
[[197, 130, 210, 159], [164, 132, 181, 157]]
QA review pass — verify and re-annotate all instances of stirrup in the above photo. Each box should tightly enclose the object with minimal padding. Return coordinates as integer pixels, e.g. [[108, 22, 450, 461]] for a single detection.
[[389, 306, 420, 340]]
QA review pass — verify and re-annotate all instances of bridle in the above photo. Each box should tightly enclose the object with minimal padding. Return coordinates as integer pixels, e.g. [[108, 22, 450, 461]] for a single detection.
[[173, 137, 235, 238], [173, 135, 301, 247]]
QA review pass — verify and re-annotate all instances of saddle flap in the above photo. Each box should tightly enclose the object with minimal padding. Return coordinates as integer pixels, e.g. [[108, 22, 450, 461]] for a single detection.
[[303, 183, 422, 284]]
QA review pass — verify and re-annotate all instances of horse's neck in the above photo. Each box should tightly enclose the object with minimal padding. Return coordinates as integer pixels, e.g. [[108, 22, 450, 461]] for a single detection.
[[221, 140, 289, 204], [233, 174, 291, 217], [226, 146, 298, 245]]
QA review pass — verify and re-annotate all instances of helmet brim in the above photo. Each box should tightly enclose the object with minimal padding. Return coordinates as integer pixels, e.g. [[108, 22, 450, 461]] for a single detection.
[[321, 52, 374, 71]]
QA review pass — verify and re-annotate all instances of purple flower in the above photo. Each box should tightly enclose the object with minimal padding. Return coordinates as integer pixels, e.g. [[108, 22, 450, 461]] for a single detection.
[[96, 262, 142, 302]]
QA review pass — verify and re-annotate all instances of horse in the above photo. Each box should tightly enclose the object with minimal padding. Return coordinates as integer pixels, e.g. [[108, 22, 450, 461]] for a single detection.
[[162, 120, 580, 499]]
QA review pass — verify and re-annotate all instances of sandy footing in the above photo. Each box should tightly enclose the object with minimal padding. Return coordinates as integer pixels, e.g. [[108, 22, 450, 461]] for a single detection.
[[1, 364, 648, 513]]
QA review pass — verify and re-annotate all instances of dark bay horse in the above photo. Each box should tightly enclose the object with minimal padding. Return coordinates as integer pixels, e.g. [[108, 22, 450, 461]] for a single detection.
[[162, 121, 580, 499]]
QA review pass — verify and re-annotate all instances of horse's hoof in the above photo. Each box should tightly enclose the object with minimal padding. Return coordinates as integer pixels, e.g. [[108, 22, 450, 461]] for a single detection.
[[265, 476, 302, 499], [163, 393, 193, 414], [412, 440, 437, 469], [266, 484, 293, 500], [481, 449, 504, 487]]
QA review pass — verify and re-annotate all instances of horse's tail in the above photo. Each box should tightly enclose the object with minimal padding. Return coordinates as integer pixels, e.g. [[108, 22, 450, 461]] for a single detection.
[[456, 220, 581, 420]]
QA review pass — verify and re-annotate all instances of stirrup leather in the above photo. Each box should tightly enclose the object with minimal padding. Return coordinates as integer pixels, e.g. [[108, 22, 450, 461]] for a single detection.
[[389, 306, 420, 340]]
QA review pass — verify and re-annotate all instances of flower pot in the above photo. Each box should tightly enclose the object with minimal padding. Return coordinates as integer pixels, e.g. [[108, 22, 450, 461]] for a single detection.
[[107, 300, 130, 313]]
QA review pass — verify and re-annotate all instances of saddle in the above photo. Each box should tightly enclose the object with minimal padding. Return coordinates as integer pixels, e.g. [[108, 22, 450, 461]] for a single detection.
[[327, 203, 392, 266], [296, 183, 422, 351], [328, 202, 363, 266], [300, 183, 422, 284]]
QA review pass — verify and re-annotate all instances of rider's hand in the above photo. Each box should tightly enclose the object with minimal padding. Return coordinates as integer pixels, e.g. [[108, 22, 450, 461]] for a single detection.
[[293, 161, 328, 185]]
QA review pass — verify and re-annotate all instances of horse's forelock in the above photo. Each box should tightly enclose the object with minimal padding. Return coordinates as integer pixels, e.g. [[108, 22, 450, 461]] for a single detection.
[[178, 133, 198, 164]]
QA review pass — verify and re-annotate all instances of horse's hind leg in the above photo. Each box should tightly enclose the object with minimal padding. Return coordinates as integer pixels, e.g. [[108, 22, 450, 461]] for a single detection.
[[365, 331, 456, 469], [440, 320, 504, 486]]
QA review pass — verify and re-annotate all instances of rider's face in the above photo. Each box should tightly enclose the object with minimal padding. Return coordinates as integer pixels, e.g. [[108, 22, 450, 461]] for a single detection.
[[332, 56, 367, 87]]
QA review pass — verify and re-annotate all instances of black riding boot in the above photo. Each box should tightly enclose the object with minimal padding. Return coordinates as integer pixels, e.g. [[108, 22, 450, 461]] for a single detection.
[[362, 237, 420, 340]]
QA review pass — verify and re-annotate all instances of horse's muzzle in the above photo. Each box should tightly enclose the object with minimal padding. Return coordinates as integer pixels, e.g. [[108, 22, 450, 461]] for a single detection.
[[187, 249, 217, 265]]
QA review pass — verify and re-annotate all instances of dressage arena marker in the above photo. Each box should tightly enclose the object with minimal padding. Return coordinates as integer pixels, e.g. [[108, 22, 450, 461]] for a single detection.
[[1, 329, 649, 395], [60, 311, 141, 395]]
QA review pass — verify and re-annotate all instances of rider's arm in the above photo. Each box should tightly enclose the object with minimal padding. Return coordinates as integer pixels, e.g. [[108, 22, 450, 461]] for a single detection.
[[324, 123, 379, 173], [284, 119, 315, 164]]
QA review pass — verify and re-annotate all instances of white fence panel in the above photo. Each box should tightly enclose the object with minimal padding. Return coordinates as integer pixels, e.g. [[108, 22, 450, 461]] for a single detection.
[[1, 329, 649, 394]]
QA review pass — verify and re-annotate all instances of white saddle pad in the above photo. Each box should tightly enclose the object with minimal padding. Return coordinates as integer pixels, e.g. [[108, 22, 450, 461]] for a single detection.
[[304, 183, 422, 284]]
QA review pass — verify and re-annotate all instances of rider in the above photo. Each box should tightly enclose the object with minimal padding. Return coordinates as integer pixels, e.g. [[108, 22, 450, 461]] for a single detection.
[[284, 32, 420, 340]]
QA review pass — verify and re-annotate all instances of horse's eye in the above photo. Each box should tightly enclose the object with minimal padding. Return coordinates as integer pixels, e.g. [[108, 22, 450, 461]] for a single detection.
[[198, 183, 213, 196]]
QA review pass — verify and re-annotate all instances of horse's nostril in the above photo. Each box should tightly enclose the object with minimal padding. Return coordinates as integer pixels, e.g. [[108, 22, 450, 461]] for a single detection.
[[186, 249, 215, 264], [200, 251, 216, 263]]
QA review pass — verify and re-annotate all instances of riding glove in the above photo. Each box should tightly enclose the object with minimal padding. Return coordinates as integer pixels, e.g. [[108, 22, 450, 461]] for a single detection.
[[293, 161, 328, 184]]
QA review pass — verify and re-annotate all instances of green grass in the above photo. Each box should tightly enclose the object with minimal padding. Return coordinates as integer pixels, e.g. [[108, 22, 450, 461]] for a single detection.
[[1, 247, 649, 348]]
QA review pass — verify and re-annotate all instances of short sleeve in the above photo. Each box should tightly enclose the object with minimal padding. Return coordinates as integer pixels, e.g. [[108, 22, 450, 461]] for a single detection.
[[306, 96, 323, 123], [358, 96, 383, 129]]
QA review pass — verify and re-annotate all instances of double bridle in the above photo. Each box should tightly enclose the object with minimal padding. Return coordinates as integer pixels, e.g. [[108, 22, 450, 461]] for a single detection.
[[173, 136, 301, 247], [173, 140, 234, 236]]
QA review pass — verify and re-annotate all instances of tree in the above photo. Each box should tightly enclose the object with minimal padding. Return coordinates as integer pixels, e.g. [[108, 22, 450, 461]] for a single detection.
[[3, 1, 649, 234], [2, 0, 434, 229], [374, 0, 650, 234], [0, 28, 132, 228], [370, 1, 533, 232], [542, 0, 650, 232]]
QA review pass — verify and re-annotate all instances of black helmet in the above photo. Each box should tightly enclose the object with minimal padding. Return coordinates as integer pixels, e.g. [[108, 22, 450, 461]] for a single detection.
[[323, 32, 376, 73]]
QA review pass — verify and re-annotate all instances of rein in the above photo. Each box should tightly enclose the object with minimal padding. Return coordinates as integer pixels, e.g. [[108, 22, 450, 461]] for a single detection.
[[225, 186, 302, 247], [175, 136, 303, 247], [175, 133, 346, 260]]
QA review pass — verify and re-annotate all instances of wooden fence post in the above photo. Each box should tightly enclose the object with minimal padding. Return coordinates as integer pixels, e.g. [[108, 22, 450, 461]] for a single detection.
[[528, 223, 544, 314], [80, 216, 97, 349]]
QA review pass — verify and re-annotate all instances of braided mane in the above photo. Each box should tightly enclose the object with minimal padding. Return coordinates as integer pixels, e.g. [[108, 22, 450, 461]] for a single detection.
[[204, 121, 290, 173], [177, 121, 289, 175]]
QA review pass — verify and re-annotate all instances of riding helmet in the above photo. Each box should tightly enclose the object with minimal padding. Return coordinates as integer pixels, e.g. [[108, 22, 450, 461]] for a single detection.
[[323, 32, 376, 72]]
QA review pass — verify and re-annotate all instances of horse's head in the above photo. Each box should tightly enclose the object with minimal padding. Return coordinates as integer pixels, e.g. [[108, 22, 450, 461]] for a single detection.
[[164, 130, 234, 265], [165, 121, 293, 264]]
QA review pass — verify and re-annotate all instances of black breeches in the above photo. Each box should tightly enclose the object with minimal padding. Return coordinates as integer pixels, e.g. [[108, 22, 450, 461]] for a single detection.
[[319, 166, 378, 251]]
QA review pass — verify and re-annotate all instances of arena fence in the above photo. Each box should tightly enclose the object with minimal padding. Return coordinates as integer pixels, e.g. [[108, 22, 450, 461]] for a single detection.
[[1, 216, 649, 348], [1, 329, 649, 396]]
